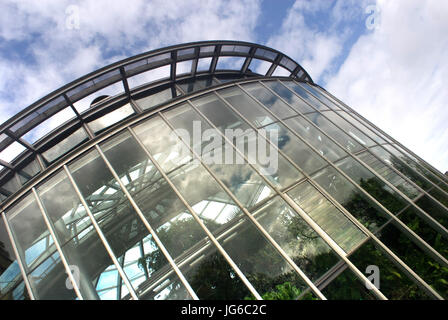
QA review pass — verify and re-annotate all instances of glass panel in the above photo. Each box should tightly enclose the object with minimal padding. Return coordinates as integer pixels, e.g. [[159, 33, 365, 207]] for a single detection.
[[312, 166, 389, 232], [10, 281, 27, 300], [42, 127, 88, 163], [284, 116, 347, 162], [357, 150, 420, 199], [384, 144, 448, 192], [88, 103, 134, 134], [11, 96, 67, 137], [372, 146, 448, 217], [272, 66, 290, 77], [282, 81, 330, 111], [336, 156, 408, 214], [214, 74, 246, 83], [369, 145, 433, 191], [300, 83, 350, 111], [349, 112, 393, 143], [135, 86, 179, 111], [72, 81, 124, 114], [249, 59, 271, 75], [216, 56, 245, 70], [138, 269, 192, 300], [176, 60, 192, 76], [177, 48, 195, 58], [254, 48, 277, 61], [264, 122, 327, 175], [323, 111, 376, 148], [298, 82, 341, 110], [124, 54, 171, 75], [349, 239, 431, 299], [7, 193, 56, 270], [374, 221, 448, 299], [100, 131, 253, 299], [219, 217, 317, 300], [27, 251, 78, 300], [398, 206, 448, 260], [288, 181, 367, 253], [18, 159, 41, 185], [221, 45, 250, 54], [36, 169, 130, 300], [127, 65, 171, 90], [426, 188, 448, 209], [279, 57, 297, 71], [252, 197, 341, 281], [204, 88, 304, 188], [414, 195, 448, 231], [263, 80, 315, 114], [219, 85, 284, 127], [68, 149, 179, 299], [241, 82, 297, 120], [306, 112, 364, 153], [336, 111, 387, 145], [391, 146, 448, 185], [1, 175, 21, 195], [0, 218, 28, 300], [134, 114, 267, 220], [165, 101, 276, 202], [321, 266, 377, 300], [0, 142, 27, 163], [196, 58, 212, 72], [134, 116, 317, 300], [177, 77, 218, 94], [22, 108, 76, 144], [36, 170, 88, 245]]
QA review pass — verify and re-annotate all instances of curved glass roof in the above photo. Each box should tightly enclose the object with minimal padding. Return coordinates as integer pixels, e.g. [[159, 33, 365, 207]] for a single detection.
[[0, 40, 312, 204]]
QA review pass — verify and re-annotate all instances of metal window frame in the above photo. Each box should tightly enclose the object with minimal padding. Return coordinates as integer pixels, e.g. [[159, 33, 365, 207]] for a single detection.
[[255, 80, 448, 269], [31, 188, 84, 300], [235, 81, 444, 299], [157, 110, 334, 300], [273, 80, 448, 244], [312, 84, 448, 187], [1, 212, 35, 299], [127, 127, 263, 300], [93, 145, 199, 300], [192, 90, 388, 299], [0, 71, 446, 299], [62, 165, 139, 300]]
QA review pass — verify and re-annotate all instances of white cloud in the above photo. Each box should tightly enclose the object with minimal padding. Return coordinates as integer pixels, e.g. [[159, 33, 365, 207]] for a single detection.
[[265, 0, 369, 83], [326, 0, 448, 172], [0, 0, 261, 124]]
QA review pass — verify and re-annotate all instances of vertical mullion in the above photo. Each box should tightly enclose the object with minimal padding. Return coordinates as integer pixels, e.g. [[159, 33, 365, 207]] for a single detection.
[[63, 165, 139, 300], [93, 144, 199, 300], [31, 188, 84, 300], [255, 80, 448, 269], [233, 83, 444, 299], [128, 127, 264, 300], [1, 212, 36, 300], [158, 111, 333, 300]]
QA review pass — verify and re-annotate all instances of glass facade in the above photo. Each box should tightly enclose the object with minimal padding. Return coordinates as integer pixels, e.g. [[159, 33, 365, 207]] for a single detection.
[[1, 41, 448, 300]]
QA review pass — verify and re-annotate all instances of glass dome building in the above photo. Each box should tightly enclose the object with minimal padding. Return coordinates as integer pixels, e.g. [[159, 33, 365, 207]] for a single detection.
[[0, 41, 448, 300]]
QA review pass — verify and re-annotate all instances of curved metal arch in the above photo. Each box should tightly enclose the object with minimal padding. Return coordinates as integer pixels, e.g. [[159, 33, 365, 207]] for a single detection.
[[0, 41, 312, 201], [0, 40, 312, 138]]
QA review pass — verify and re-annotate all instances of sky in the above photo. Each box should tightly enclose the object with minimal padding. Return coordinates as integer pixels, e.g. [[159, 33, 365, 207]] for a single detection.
[[0, 0, 447, 173]]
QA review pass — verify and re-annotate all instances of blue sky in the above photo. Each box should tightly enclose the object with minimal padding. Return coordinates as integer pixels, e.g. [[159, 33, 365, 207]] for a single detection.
[[0, 0, 447, 172]]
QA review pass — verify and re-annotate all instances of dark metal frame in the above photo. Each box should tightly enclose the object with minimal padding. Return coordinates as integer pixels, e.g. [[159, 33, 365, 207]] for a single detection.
[[0, 41, 313, 202]]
